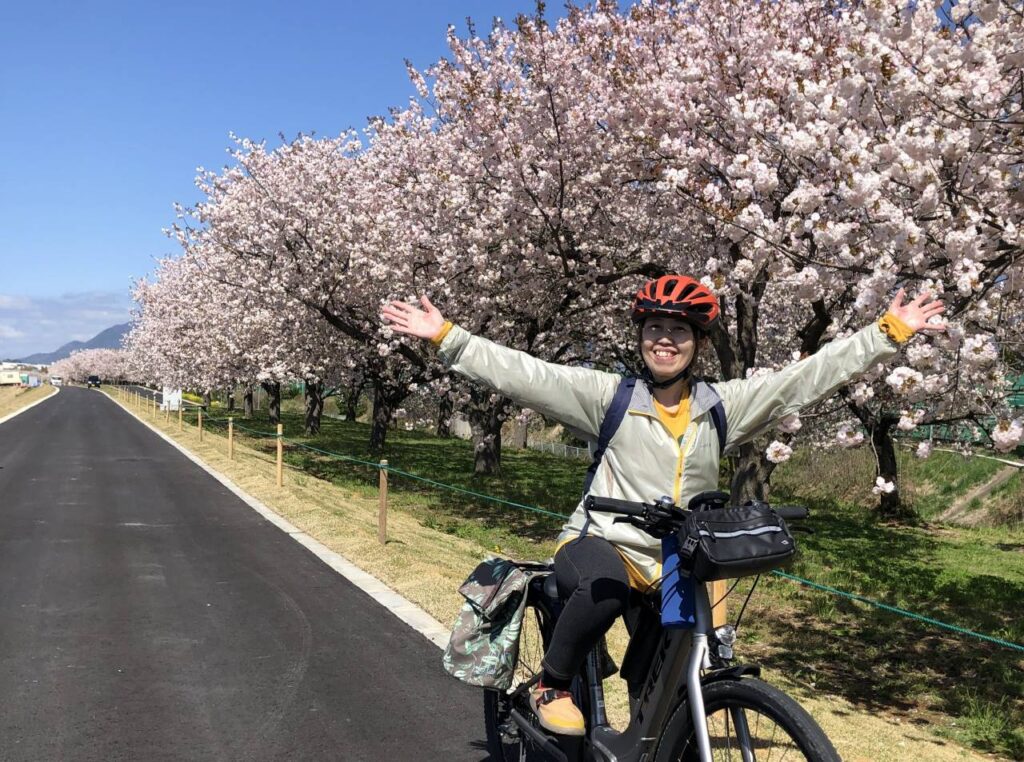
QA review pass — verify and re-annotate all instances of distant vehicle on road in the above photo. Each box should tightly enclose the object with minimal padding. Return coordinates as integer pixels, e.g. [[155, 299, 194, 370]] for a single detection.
[[87, 375, 101, 388], [50, 376, 63, 387]]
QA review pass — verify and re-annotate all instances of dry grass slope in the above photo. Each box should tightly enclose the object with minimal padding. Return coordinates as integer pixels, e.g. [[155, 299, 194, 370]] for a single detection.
[[0, 384, 56, 421]]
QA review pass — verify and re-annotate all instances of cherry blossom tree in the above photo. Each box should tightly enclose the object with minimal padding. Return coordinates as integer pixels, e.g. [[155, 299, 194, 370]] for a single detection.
[[129, 0, 1021, 499], [591, 0, 1024, 513], [50, 348, 129, 384], [125, 251, 355, 434], [164, 134, 453, 449]]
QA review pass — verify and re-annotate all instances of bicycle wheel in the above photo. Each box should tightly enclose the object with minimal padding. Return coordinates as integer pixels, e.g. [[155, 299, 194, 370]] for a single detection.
[[483, 602, 551, 761], [655, 677, 840, 762]]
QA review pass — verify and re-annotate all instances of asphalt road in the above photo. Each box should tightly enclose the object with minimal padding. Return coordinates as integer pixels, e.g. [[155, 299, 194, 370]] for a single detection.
[[0, 387, 485, 761]]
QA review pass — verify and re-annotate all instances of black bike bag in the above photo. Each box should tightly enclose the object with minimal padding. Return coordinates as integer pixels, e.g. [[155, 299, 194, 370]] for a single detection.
[[677, 501, 795, 582]]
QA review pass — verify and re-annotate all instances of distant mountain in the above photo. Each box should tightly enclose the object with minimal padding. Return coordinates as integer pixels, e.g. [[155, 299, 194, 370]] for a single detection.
[[17, 323, 131, 364]]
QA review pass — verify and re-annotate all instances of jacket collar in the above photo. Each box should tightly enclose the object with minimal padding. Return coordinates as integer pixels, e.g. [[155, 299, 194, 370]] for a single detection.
[[628, 377, 720, 419]]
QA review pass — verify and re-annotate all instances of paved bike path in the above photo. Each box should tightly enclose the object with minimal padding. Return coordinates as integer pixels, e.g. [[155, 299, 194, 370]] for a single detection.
[[0, 387, 484, 761]]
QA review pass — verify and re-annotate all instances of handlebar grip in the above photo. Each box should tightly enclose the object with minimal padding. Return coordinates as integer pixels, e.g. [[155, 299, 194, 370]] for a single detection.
[[775, 505, 810, 521], [585, 495, 646, 516]]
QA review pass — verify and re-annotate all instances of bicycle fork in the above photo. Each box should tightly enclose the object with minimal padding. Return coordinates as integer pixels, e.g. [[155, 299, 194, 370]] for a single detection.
[[688, 587, 758, 762]]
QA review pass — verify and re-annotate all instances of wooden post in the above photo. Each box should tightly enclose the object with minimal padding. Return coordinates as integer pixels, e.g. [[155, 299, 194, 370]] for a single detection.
[[378, 459, 388, 545], [165, 401, 169, 424], [198, 409, 203, 441], [228, 417, 234, 460], [276, 424, 284, 487], [710, 580, 728, 628]]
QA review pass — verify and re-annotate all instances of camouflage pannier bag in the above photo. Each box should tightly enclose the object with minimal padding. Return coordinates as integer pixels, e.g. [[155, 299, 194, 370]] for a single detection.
[[443, 556, 541, 689]]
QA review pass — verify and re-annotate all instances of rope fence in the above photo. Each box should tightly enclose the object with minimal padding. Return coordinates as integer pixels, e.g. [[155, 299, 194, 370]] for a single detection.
[[110, 384, 1024, 656]]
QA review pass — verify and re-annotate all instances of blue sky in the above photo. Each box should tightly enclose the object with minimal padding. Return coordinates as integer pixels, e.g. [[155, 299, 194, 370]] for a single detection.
[[0, 0, 556, 359]]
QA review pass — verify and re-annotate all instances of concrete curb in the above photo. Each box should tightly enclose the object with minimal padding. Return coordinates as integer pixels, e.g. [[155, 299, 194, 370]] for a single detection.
[[103, 390, 451, 651], [0, 386, 60, 427]]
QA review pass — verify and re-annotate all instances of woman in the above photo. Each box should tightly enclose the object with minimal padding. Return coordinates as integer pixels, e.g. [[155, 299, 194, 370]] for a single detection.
[[382, 275, 945, 736]]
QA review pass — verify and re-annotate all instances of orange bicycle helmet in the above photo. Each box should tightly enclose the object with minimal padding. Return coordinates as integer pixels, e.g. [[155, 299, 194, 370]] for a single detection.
[[632, 275, 720, 330]]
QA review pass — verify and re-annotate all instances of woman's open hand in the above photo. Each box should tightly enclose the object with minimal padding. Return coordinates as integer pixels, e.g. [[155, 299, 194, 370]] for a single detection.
[[887, 288, 947, 333], [381, 295, 446, 340]]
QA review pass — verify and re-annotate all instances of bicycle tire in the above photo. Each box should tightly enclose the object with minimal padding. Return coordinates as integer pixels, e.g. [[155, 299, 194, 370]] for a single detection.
[[655, 677, 841, 762]]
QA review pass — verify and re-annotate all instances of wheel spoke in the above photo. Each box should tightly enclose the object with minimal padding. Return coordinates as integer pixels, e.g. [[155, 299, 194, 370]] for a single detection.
[[686, 703, 817, 762]]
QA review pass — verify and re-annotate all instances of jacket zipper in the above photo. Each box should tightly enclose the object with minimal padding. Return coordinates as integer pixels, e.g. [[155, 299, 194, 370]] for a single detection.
[[630, 409, 687, 505]]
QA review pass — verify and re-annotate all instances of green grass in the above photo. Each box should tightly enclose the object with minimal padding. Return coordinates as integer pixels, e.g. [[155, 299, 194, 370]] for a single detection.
[[185, 406, 1024, 759]]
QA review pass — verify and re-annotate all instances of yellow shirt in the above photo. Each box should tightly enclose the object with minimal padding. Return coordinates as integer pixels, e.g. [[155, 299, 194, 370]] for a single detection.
[[654, 394, 692, 442], [558, 394, 691, 591]]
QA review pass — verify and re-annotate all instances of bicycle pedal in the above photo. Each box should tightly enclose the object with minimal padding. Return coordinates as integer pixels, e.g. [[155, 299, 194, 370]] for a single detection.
[[498, 718, 520, 744]]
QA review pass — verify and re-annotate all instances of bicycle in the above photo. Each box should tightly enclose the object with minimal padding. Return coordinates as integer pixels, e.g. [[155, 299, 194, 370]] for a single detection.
[[482, 493, 840, 762]]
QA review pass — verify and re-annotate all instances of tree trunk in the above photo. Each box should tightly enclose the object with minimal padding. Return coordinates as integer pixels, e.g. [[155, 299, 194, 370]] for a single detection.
[[202, 391, 212, 410], [508, 415, 528, 449], [728, 442, 778, 504], [226, 392, 235, 412], [843, 395, 911, 519], [345, 377, 364, 421], [871, 416, 910, 518], [262, 381, 281, 424], [468, 389, 508, 475], [304, 378, 324, 436], [243, 387, 254, 418], [436, 394, 453, 438], [369, 386, 394, 451]]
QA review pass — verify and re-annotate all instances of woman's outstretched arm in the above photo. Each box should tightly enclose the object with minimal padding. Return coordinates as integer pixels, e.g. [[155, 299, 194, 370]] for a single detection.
[[715, 289, 947, 450], [382, 296, 619, 440]]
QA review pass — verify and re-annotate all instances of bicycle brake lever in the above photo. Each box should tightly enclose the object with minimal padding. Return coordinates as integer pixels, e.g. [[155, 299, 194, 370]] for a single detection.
[[612, 517, 656, 535], [612, 516, 644, 527]]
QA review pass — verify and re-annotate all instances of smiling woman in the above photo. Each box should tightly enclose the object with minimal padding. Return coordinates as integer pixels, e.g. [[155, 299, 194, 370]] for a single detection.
[[383, 273, 946, 734]]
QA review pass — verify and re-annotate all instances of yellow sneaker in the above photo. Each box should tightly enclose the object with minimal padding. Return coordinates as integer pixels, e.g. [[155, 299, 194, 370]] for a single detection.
[[529, 686, 585, 736]]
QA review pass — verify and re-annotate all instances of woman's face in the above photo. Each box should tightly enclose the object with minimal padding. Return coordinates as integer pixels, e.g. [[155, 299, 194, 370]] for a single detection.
[[641, 316, 697, 382]]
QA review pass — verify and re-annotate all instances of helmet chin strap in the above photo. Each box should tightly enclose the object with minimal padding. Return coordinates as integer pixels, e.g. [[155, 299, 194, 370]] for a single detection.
[[642, 365, 692, 389]]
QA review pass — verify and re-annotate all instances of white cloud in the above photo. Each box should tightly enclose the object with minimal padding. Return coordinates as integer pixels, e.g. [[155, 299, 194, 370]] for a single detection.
[[0, 291, 132, 360], [0, 325, 24, 339], [0, 295, 31, 310]]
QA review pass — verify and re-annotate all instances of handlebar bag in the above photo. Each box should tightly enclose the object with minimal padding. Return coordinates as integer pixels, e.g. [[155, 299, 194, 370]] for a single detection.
[[678, 502, 795, 582]]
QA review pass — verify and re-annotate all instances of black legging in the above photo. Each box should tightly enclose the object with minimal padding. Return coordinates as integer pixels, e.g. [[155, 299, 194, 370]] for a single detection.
[[541, 535, 630, 688]]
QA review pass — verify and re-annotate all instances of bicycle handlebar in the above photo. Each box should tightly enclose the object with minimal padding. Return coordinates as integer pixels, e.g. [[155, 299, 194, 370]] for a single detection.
[[585, 495, 810, 523], [585, 495, 647, 516]]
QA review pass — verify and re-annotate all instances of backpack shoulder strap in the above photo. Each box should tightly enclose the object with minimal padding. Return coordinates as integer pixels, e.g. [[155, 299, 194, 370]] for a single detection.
[[709, 397, 727, 457], [582, 377, 636, 497]]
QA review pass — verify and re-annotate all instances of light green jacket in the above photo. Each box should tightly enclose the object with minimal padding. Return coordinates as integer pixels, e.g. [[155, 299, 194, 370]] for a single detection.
[[438, 322, 900, 583]]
